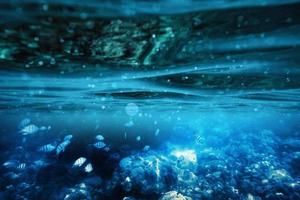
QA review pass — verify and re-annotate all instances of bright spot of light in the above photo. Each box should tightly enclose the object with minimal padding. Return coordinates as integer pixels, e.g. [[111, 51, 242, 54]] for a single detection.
[[171, 149, 197, 164], [125, 103, 139, 116]]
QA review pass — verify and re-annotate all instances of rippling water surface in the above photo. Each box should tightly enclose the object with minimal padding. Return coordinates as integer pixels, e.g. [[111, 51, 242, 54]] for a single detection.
[[0, 0, 300, 199]]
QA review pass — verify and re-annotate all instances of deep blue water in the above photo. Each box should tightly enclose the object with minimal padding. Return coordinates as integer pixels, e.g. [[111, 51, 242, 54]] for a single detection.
[[0, 0, 300, 199]]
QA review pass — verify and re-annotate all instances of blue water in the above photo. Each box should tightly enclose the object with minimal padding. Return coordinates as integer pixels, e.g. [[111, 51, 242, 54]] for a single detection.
[[0, 0, 300, 199]]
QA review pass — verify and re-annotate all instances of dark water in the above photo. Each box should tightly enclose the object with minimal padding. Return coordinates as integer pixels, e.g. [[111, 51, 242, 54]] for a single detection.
[[0, 0, 300, 199]]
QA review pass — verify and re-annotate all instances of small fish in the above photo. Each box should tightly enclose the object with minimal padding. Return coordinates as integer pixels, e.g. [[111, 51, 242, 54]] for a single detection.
[[84, 163, 93, 173], [39, 126, 51, 131], [20, 124, 39, 135], [17, 163, 26, 170], [56, 140, 71, 155], [93, 141, 106, 149], [95, 134, 104, 141], [136, 136, 141, 141], [143, 145, 150, 151], [64, 134, 73, 141], [73, 157, 86, 167], [19, 118, 31, 128], [195, 135, 204, 144], [38, 143, 56, 153]]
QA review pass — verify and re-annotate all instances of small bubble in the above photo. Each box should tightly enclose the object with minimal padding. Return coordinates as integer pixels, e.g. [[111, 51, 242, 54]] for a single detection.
[[38, 61, 44, 66], [42, 4, 48, 11], [125, 103, 139, 116], [154, 128, 160, 136], [88, 84, 95, 88], [80, 13, 88, 19], [136, 136, 141, 141], [50, 58, 56, 65]]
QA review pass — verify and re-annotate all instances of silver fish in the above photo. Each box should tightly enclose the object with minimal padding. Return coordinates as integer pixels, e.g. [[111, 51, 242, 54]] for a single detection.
[[17, 163, 26, 170], [38, 143, 56, 153], [84, 163, 93, 173], [56, 140, 71, 155], [93, 141, 106, 149], [20, 124, 39, 135], [73, 157, 86, 167], [63, 134, 73, 141], [95, 134, 104, 141]]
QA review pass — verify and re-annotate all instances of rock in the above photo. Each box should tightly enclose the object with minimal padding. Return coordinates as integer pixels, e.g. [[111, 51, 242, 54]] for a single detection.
[[160, 191, 192, 200], [123, 197, 136, 200], [60, 182, 92, 200], [118, 153, 178, 194]]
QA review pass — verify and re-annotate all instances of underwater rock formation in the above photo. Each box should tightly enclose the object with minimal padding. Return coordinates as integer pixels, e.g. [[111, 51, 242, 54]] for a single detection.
[[159, 191, 192, 200], [118, 152, 178, 194]]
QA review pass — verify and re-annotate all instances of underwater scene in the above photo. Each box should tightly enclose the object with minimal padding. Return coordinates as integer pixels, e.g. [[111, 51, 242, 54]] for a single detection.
[[0, 0, 300, 199]]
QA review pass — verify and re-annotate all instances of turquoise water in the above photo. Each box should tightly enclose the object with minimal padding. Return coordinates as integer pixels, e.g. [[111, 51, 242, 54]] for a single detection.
[[0, 0, 300, 199]]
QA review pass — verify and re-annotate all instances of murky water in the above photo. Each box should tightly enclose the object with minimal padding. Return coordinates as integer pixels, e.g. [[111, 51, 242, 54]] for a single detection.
[[0, 1, 300, 200]]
